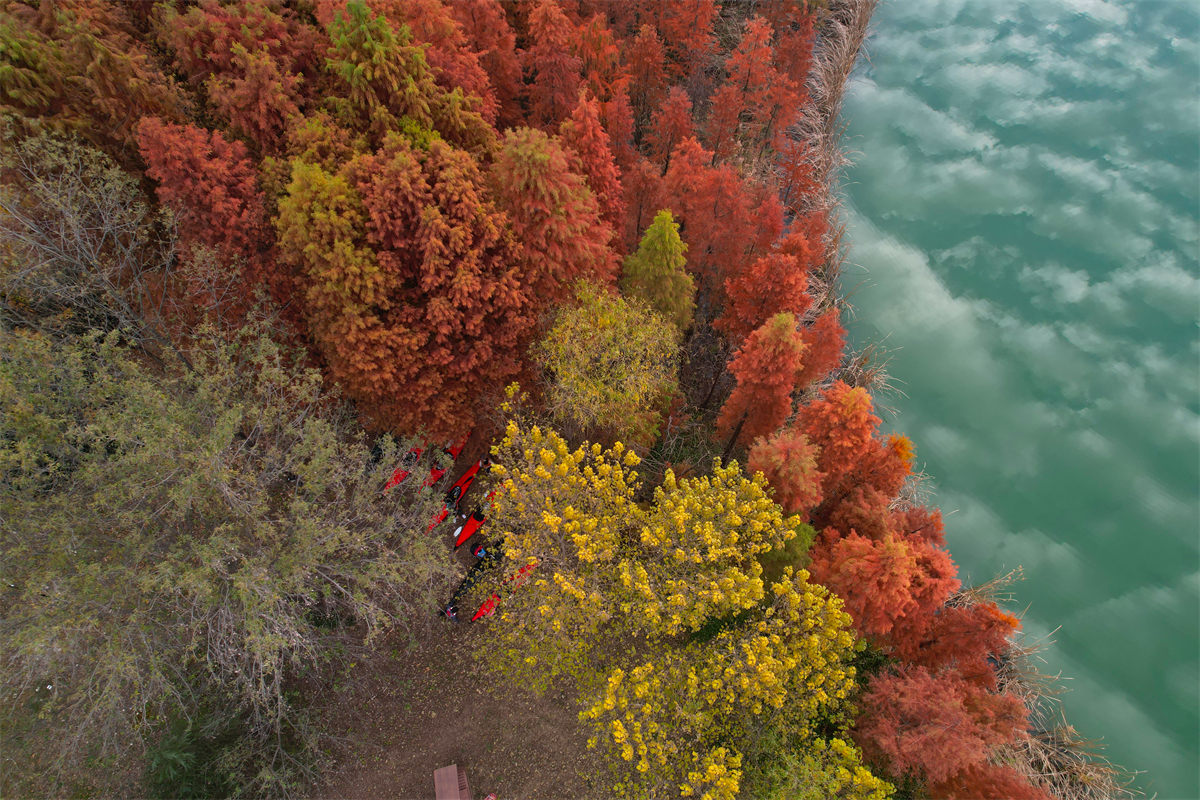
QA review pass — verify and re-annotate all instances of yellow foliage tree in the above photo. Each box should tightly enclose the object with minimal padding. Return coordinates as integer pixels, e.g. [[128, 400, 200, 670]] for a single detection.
[[580, 570, 863, 799], [747, 737, 894, 800], [534, 281, 680, 447], [474, 419, 890, 799]]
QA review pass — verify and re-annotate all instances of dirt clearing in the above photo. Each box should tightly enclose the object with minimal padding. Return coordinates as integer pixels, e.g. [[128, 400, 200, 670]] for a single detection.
[[310, 621, 607, 800]]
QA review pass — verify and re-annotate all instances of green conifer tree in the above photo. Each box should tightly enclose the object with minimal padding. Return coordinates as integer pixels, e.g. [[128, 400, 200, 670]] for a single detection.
[[619, 209, 695, 332]]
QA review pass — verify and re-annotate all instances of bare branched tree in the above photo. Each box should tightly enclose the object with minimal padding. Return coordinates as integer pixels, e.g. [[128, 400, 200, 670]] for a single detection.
[[1, 323, 456, 796], [0, 133, 184, 362]]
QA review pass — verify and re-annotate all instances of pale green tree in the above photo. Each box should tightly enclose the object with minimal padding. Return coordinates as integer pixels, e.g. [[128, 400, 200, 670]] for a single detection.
[[0, 322, 453, 796], [620, 209, 695, 332], [535, 281, 680, 447]]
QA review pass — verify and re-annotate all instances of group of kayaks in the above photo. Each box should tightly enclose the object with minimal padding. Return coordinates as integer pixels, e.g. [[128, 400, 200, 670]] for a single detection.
[[383, 438, 535, 622]]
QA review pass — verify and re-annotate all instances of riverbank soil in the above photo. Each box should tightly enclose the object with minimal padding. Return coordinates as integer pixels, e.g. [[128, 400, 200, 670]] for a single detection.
[[310, 621, 604, 799]]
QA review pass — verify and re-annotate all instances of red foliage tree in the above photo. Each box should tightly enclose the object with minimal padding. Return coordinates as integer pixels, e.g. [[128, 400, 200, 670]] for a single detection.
[[717, 247, 814, 344], [892, 600, 1022, 689], [620, 156, 664, 252], [489, 127, 618, 310], [716, 313, 805, 449], [644, 86, 693, 170], [797, 381, 914, 536], [136, 117, 266, 261], [447, 0, 523, 127], [523, 0, 582, 128], [716, 226, 823, 344], [600, 87, 637, 168], [706, 17, 800, 161], [928, 762, 1053, 800], [822, 484, 898, 544], [748, 425, 823, 517], [777, 120, 821, 214], [157, 0, 323, 89], [890, 505, 947, 546], [809, 529, 959, 639], [788, 209, 829, 255], [654, 0, 717, 80], [820, 433, 915, 541], [560, 92, 626, 240], [855, 665, 1029, 785], [660, 137, 780, 304], [755, 0, 817, 88], [797, 380, 878, 503], [795, 307, 846, 389], [626, 23, 667, 128], [572, 13, 626, 104]]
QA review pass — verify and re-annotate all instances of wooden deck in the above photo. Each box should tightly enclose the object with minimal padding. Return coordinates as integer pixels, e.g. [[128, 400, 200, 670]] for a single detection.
[[433, 764, 471, 800]]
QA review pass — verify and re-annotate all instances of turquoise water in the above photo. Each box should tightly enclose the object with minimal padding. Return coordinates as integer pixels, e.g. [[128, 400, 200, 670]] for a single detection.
[[840, 1, 1199, 796]]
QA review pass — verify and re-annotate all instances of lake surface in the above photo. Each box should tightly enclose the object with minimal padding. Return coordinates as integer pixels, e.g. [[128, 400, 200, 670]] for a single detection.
[[839, 1, 1199, 796]]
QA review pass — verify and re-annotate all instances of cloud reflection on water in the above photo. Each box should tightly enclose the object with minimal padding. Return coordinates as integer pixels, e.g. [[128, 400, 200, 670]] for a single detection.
[[839, 0, 1199, 794]]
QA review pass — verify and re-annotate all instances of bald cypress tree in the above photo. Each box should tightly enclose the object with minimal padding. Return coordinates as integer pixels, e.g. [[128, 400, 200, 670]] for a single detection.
[[620, 209, 694, 332]]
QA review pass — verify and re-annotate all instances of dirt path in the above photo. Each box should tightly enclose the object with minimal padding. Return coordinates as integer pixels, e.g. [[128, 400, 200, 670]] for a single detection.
[[309, 622, 607, 800]]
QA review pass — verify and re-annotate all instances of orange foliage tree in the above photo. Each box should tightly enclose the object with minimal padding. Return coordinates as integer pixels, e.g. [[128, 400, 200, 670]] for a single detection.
[[747, 424, 823, 517], [155, 0, 322, 150], [891, 599, 1022, 689], [359, 0, 499, 124], [808, 530, 959, 639], [265, 3, 537, 436], [571, 12, 625, 106], [322, 1, 493, 153], [205, 43, 305, 150], [619, 155, 664, 251], [489, 127, 618, 308], [275, 134, 528, 437], [1, 0, 186, 150], [156, 0, 323, 89], [929, 762, 1053, 800], [559, 91, 626, 238], [523, 0, 581, 128], [716, 313, 805, 450]]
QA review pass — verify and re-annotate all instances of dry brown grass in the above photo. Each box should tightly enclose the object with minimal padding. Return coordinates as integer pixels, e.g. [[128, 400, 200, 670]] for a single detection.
[[788, 0, 879, 220], [949, 572, 1144, 799]]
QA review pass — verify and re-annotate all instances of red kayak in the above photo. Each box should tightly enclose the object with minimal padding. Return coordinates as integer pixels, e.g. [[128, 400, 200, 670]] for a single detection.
[[426, 504, 451, 534], [383, 445, 424, 492], [452, 489, 498, 548], [424, 436, 468, 487], [429, 456, 490, 534], [444, 457, 489, 510], [470, 561, 537, 621]]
